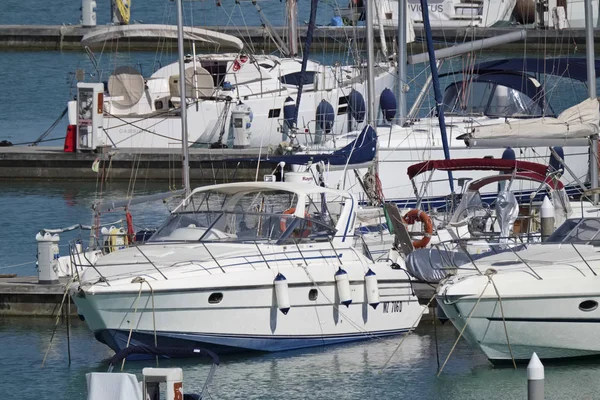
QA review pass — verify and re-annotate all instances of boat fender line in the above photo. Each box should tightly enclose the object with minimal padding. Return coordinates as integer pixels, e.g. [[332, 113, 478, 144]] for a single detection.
[[402, 209, 433, 249], [364, 269, 379, 309], [280, 208, 312, 237], [274, 273, 291, 315], [334, 267, 352, 307]]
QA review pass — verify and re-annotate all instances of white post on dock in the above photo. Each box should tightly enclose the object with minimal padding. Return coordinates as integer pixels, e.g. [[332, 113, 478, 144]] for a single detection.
[[81, 0, 97, 27], [527, 352, 544, 400]]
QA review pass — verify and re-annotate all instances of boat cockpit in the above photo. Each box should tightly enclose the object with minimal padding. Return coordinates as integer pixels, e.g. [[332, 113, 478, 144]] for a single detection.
[[148, 183, 354, 245], [442, 72, 553, 118]]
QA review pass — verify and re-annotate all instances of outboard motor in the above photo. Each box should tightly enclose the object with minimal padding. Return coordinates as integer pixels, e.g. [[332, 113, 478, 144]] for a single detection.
[[231, 103, 253, 149]]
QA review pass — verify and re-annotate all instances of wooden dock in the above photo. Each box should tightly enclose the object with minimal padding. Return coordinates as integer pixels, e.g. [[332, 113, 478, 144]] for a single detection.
[[1, 24, 599, 52], [0, 145, 276, 183]]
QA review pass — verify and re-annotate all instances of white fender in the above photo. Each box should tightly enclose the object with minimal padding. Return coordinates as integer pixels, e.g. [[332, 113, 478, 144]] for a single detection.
[[274, 273, 290, 315], [334, 267, 352, 307], [365, 269, 379, 309]]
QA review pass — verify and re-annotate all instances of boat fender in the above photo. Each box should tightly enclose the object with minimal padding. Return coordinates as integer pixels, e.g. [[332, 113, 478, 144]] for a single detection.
[[364, 268, 379, 309], [335, 267, 352, 307], [274, 273, 291, 315], [402, 209, 433, 249], [380, 88, 397, 122]]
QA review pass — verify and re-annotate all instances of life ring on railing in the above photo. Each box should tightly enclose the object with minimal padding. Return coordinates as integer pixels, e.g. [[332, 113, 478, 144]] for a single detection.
[[402, 209, 433, 249], [280, 208, 312, 237]]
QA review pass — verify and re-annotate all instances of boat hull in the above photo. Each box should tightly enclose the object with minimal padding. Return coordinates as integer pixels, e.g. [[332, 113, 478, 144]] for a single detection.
[[73, 274, 425, 355], [438, 292, 600, 362]]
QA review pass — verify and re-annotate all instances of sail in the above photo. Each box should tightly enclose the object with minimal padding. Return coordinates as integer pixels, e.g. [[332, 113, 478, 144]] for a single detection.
[[470, 98, 600, 140], [112, 0, 131, 25]]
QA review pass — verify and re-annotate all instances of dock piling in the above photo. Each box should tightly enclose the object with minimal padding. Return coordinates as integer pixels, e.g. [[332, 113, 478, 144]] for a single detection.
[[527, 352, 544, 400]]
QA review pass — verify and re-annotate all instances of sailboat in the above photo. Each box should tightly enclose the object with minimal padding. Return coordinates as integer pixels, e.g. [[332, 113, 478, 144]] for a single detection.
[[66, 0, 397, 151]]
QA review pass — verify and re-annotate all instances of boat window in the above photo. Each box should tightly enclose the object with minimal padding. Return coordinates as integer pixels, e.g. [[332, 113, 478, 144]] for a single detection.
[[546, 218, 600, 245], [148, 189, 343, 244], [279, 71, 316, 87]]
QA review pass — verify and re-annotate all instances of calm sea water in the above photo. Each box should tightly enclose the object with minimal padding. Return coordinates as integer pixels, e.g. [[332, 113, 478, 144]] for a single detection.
[[3, 1, 600, 398], [3, 316, 600, 400]]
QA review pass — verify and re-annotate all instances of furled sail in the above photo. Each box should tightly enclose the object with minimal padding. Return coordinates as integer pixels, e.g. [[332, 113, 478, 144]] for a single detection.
[[112, 0, 131, 25], [470, 98, 600, 140]]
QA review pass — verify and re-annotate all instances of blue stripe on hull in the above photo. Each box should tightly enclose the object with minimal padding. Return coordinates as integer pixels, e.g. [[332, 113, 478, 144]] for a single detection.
[[95, 328, 411, 357]]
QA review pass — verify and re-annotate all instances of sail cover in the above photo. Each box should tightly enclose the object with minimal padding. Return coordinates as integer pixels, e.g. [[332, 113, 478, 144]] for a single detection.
[[81, 24, 244, 51], [470, 98, 600, 140]]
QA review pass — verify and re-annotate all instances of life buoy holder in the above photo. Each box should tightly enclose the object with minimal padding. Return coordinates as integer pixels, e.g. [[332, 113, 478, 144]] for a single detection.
[[402, 209, 433, 249], [280, 208, 312, 238]]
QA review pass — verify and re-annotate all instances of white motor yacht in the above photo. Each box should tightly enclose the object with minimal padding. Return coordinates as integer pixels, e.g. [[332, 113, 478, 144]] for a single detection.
[[71, 181, 425, 355], [436, 208, 600, 363]]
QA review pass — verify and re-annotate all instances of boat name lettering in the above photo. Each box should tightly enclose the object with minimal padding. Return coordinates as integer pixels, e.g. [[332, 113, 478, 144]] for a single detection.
[[382, 301, 402, 313], [118, 128, 144, 134], [409, 4, 444, 13]]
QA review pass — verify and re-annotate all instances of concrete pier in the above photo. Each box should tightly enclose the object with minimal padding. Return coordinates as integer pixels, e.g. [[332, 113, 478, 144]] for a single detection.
[[0, 145, 275, 183], [0, 276, 76, 317], [1, 24, 600, 52]]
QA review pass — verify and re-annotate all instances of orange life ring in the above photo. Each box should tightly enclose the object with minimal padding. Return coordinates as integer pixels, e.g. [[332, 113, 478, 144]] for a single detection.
[[280, 208, 312, 237], [402, 209, 433, 249]]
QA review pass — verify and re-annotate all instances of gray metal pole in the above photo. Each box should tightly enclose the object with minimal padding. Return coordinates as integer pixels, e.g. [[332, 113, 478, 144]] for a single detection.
[[366, 0, 376, 125], [408, 30, 527, 65], [286, 0, 298, 57], [397, 0, 407, 126], [584, 0, 598, 204], [527, 352, 544, 400], [176, 0, 191, 195]]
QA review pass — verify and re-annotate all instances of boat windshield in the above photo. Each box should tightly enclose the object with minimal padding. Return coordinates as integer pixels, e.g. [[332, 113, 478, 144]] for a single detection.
[[148, 189, 341, 244], [546, 218, 600, 245], [442, 80, 550, 118]]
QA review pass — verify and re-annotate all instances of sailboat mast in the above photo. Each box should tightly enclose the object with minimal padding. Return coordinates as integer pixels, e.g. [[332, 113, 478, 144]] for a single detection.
[[366, 0, 376, 125], [287, 0, 298, 57], [176, 0, 191, 195], [397, 0, 407, 126], [419, 0, 454, 193], [584, 0, 598, 202]]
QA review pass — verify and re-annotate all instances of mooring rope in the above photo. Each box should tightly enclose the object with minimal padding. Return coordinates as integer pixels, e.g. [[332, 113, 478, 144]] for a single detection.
[[122, 277, 159, 371], [437, 278, 490, 376], [380, 289, 437, 371], [41, 278, 74, 368], [487, 271, 517, 369]]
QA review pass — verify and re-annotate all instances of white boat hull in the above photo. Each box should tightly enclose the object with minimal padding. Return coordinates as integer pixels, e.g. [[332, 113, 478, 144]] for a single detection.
[[72, 241, 426, 355]]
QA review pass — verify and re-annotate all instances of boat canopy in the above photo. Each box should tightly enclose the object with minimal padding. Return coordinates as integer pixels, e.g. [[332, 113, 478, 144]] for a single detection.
[[81, 24, 244, 51], [443, 72, 550, 118], [407, 158, 550, 180]]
